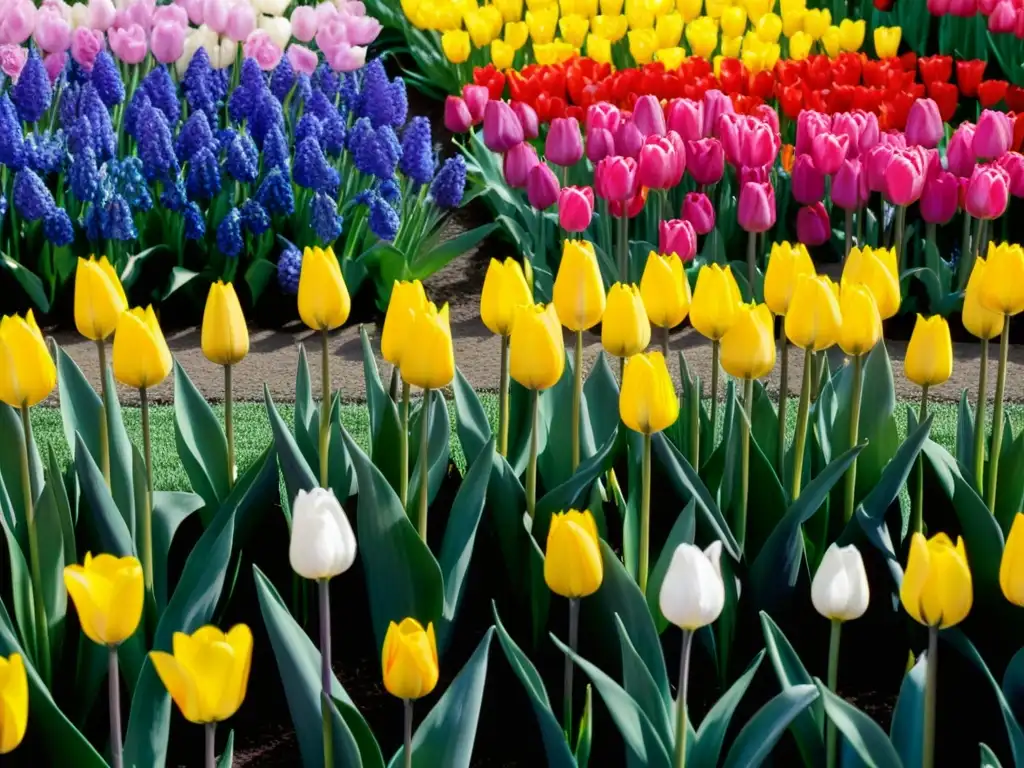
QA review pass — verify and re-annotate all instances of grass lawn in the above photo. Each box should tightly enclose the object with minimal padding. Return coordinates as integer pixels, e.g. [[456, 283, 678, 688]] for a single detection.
[[30, 396, 1022, 493]]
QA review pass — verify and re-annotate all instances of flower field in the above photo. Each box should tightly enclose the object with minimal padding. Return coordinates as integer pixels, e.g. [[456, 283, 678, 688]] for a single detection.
[[3, 0, 1024, 765]]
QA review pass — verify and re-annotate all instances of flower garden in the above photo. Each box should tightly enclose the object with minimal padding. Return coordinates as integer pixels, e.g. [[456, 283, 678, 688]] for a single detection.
[[2, 0, 1024, 765]]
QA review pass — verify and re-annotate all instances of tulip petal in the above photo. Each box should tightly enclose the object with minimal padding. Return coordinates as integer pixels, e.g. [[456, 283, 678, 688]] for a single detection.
[[151, 651, 204, 723]]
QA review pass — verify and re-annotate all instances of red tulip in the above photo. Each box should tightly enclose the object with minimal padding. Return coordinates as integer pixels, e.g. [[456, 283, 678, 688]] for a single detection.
[[927, 82, 959, 122], [957, 59, 987, 97], [797, 202, 830, 246], [978, 80, 1009, 108], [918, 55, 952, 84]]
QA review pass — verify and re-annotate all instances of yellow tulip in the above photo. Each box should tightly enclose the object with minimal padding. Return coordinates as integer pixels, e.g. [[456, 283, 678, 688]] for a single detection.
[[625, 0, 654, 28], [900, 532, 972, 628], [1000, 514, 1024, 606], [495, 0, 524, 22], [787, 30, 812, 56], [838, 18, 864, 51], [722, 34, 742, 57], [837, 283, 882, 357], [465, 8, 497, 45], [491, 38, 515, 66], [842, 246, 900, 320], [744, 0, 774, 20], [64, 553, 143, 646], [0, 311, 56, 408], [381, 618, 439, 699], [690, 264, 742, 341], [297, 246, 350, 332], [538, 41, 579, 63], [587, 32, 613, 61], [561, 0, 599, 17], [602, 283, 651, 357], [801, 7, 829, 38], [553, 240, 606, 332], [527, 0, 557, 9], [526, 6, 558, 42], [112, 306, 172, 390], [676, 0, 702, 21], [904, 314, 952, 388], [545, 509, 604, 598], [721, 302, 776, 379], [481, 258, 532, 337], [721, 5, 747, 36], [821, 24, 839, 57], [441, 29, 471, 61], [628, 28, 658, 62], [686, 16, 718, 58], [785, 275, 841, 352], [704, 0, 728, 17], [201, 281, 248, 366], [591, 14, 628, 39], [150, 624, 253, 723], [640, 252, 691, 329], [620, 351, 679, 434], [510, 303, 566, 390], [980, 242, 1024, 316], [559, 13, 590, 45], [75, 255, 128, 341], [400, 302, 455, 390], [655, 11, 684, 46], [963, 258, 1004, 340], [505, 20, 530, 47], [480, 4, 505, 35], [873, 25, 901, 58], [382, 280, 428, 366], [601, 0, 625, 14], [756, 12, 782, 41], [647, 0, 675, 16], [0, 654, 27, 754], [656, 46, 687, 68], [781, 2, 805, 36]]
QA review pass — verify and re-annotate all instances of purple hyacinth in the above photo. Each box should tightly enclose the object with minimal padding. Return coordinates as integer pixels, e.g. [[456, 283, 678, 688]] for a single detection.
[[0, 95, 25, 169], [217, 208, 244, 257], [26, 130, 66, 176], [13, 168, 55, 220], [313, 63, 339, 101], [399, 117, 435, 186], [310, 192, 343, 243], [13, 49, 53, 123], [183, 47, 218, 124], [70, 145, 100, 201], [389, 79, 408, 127], [226, 131, 259, 183], [262, 125, 290, 172], [379, 178, 401, 205], [141, 66, 180, 125], [357, 59, 391, 128], [124, 90, 151, 140], [161, 179, 188, 212], [295, 113, 322, 145], [216, 128, 237, 153], [249, 89, 284, 148], [430, 155, 466, 209], [257, 168, 294, 215], [292, 74, 312, 110], [277, 245, 301, 294], [293, 136, 339, 194], [91, 51, 124, 107], [367, 193, 400, 241], [43, 208, 75, 245], [110, 157, 152, 211], [321, 112, 346, 157], [270, 55, 295, 102], [186, 145, 221, 199], [240, 198, 270, 235], [80, 84, 115, 160], [306, 89, 334, 121], [339, 72, 359, 113], [175, 110, 216, 163], [184, 201, 205, 239], [137, 105, 178, 182]]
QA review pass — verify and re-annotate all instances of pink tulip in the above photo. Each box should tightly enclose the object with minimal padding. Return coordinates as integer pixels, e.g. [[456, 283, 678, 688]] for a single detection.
[[286, 43, 318, 75], [810, 132, 849, 176], [586, 127, 614, 163], [595, 155, 638, 202], [796, 203, 830, 247], [614, 119, 644, 159], [979, 0, 998, 12], [315, 14, 348, 54], [226, 2, 257, 42], [503, 142, 539, 188], [832, 110, 877, 158], [737, 180, 776, 233], [0, 0, 35, 46], [462, 84, 488, 124], [996, 152, 1024, 198], [947, 123, 976, 178], [665, 98, 703, 142], [527, 163, 560, 210], [109, 23, 146, 63], [920, 169, 959, 225], [444, 96, 473, 134], [346, 15, 381, 45], [586, 102, 621, 134], [484, 100, 524, 153], [88, 0, 117, 30], [989, 1, 1016, 33], [151, 20, 186, 63], [177, 0, 205, 25], [638, 135, 676, 189], [70, 27, 104, 70], [949, 0, 976, 13], [559, 186, 594, 232], [753, 104, 780, 136], [791, 154, 824, 205], [153, 4, 188, 26], [865, 142, 895, 192], [203, 0, 229, 34], [883, 147, 929, 206], [43, 50, 65, 82], [665, 130, 687, 186], [965, 164, 1010, 219], [682, 192, 715, 234], [0, 44, 27, 79], [243, 29, 282, 70], [291, 5, 318, 41], [974, 110, 1013, 162], [546, 116, 583, 167], [33, 8, 70, 54], [831, 159, 868, 211], [659, 219, 696, 261], [905, 99, 943, 149], [325, 43, 366, 72], [928, 0, 951, 14], [686, 138, 725, 185], [741, 164, 771, 185], [720, 114, 777, 169], [796, 110, 832, 156], [512, 101, 539, 139], [632, 94, 666, 137], [703, 89, 734, 138]]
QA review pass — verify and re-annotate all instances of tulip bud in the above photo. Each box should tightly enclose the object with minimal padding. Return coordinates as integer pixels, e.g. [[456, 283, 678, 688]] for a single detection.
[[0, 310, 57, 408], [483, 100, 525, 153], [112, 306, 173, 390], [680, 193, 713, 236], [900, 532, 973, 628], [544, 509, 604, 598], [974, 109, 1013, 161], [381, 618, 439, 699], [558, 185, 594, 232], [737, 180, 776, 233], [586, 102, 622, 134], [586, 127, 616, 163], [201, 280, 248, 366], [382, 280, 427, 365], [764, 241, 815, 316], [508, 102, 538, 142], [905, 98, 943, 149], [441, 29, 470, 63], [641, 251, 691, 329], [904, 314, 953, 387], [510, 302, 565, 390], [75, 255, 128, 341], [400, 302, 455, 390], [602, 283, 651, 358], [1000, 513, 1024, 607], [703, 89, 734, 138], [0, 653, 26, 755], [464, 88, 490, 120], [613, 119, 644, 159], [873, 25, 901, 58], [720, 302, 776, 379], [946, 123, 976, 178], [288, 488, 357, 580], [481, 258, 532, 337], [791, 154, 825, 205], [503, 141, 540, 189], [785, 274, 841, 351], [527, 163, 560, 210], [919, 169, 958, 225], [691, 264, 742, 341], [637, 135, 676, 189], [796, 111, 832, 156], [632, 94, 666, 137], [659, 541, 725, 630], [883, 146, 929, 206], [842, 246, 900, 320], [298, 246, 351, 332], [837, 283, 882, 357], [996, 152, 1024, 198], [962, 258, 1004, 340], [964, 164, 1010, 220], [658, 219, 696, 261], [620, 351, 679, 434], [443, 95, 472, 134], [831, 158, 867, 212], [810, 132, 849, 176], [553, 240, 606, 331], [685, 138, 725, 185], [665, 98, 703, 142], [796, 202, 831, 247], [64, 553, 144, 646], [811, 543, 870, 621], [595, 155, 638, 202], [546, 116, 584, 167], [980, 242, 1024, 316]]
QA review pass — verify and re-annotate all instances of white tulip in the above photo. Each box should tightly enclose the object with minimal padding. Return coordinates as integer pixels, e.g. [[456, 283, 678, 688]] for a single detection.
[[210, 35, 239, 69], [252, 0, 291, 16], [659, 541, 725, 631], [811, 543, 870, 622], [289, 488, 357, 580], [176, 25, 218, 75], [259, 15, 293, 49], [69, 3, 89, 29]]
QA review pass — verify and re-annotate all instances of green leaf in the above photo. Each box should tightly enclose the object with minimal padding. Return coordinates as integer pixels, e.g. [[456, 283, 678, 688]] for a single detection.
[[388, 628, 495, 768], [162, 265, 201, 299], [217, 730, 235, 768], [539, 350, 598, 492], [646, 501, 696, 634], [0, 506, 36, 662], [410, 223, 499, 280], [982, 743, 1005, 767], [407, 390, 450, 516], [323, 692, 369, 768], [294, 345, 318, 455], [814, 678, 902, 767], [759, 612, 826, 767], [152, 491, 204, 612], [1002, 646, 1024, 717], [0, 252, 50, 311], [584, 351, 620, 451], [955, 390, 975, 478], [35, 481, 65, 670], [0, 402, 42, 536], [995, 429, 1024, 536], [245, 258, 277, 303], [721, 684, 820, 768], [360, 327, 404, 492], [173, 361, 230, 513], [328, 393, 358, 500], [46, 445, 76, 570], [74, 433, 134, 556], [340, 426, 443, 653], [691, 651, 766, 767], [614, 614, 673, 748], [265, 386, 317, 504], [452, 367, 492, 466], [890, 650, 927, 767]]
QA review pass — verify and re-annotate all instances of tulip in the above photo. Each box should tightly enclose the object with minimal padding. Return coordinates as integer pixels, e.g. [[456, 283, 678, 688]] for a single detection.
[[665, 98, 703, 142], [838, 18, 864, 50], [201, 281, 248, 366], [905, 99, 943, 149], [483, 100, 524, 154], [764, 241, 816, 316], [873, 25, 900, 58], [64, 553, 144, 647], [974, 110, 1013, 161], [720, 302, 775, 380], [544, 508, 603, 598], [480, 258, 531, 339], [382, 280, 428, 368], [837, 282, 883, 359], [680, 192, 713, 235], [462, 88, 489, 121], [686, 138, 725, 185], [512, 101, 539, 140], [297, 246, 350, 333], [965, 164, 1010, 220], [703, 89, 734, 137], [602, 283, 651, 359], [553, 240, 605, 333], [842, 246, 900, 320], [996, 152, 1024, 198], [400, 302, 454, 393], [527, 163, 560, 210], [690, 263, 742, 344], [546, 116, 583, 167], [586, 127, 615, 163], [441, 29, 469, 63], [831, 159, 868, 215], [507, 300, 564, 394], [1000, 514, 1024, 606], [737, 180, 775, 234], [0, 310, 56, 409], [945, 124, 976, 180], [786, 275, 841, 352], [637, 136, 676, 190], [658, 540, 724, 631], [0, 654, 26, 755], [632, 94, 666, 137], [558, 186, 594, 232], [796, 202, 830, 247], [920, 169, 958, 225], [641, 251, 691, 334], [503, 142, 540, 189], [980, 242, 1024, 316], [382, 618, 439, 701], [905, 314, 953, 389], [658, 220, 696, 262], [614, 119, 644, 159], [792, 154, 824, 205], [443, 96, 472, 134], [289, 488, 356, 580], [811, 132, 849, 176]]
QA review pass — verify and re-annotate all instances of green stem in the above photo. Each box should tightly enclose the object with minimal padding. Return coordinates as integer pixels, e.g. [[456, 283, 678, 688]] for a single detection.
[[319, 578, 333, 768], [737, 378, 753, 553], [844, 209, 854, 259], [224, 365, 235, 490], [417, 388, 432, 541], [974, 339, 988, 495], [320, 329, 331, 488], [403, 699, 413, 768], [389, 365, 399, 404], [400, 380, 411, 508], [109, 647, 123, 768], [139, 390, 154, 595], [825, 620, 842, 768], [746, 231, 756, 298], [689, 376, 700, 470], [673, 630, 693, 768], [572, 331, 583, 472], [499, 335, 510, 457], [96, 340, 111, 488], [958, 213, 974, 290], [987, 318, 1010, 512], [791, 349, 813, 501], [639, 433, 652, 594], [710, 341, 720, 449], [777, 331, 788, 481], [894, 205, 906, 270], [912, 385, 929, 535], [661, 325, 670, 358], [205, 722, 216, 768], [20, 405, 48, 685], [563, 597, 579, 737], [618, 213, 629, 283], [844, 354, 863, 522], [526, 389, 540, 520], [923, 627, 938, 768]]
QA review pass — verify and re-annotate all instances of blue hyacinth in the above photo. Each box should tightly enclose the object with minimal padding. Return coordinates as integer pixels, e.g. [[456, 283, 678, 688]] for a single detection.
[[249, 89, 284, 148], [358, 60, 392, 127], [160, 180, 188, 212], [13, 168, 55, 221], [12, 49, 52, 123], [389, 79, 408, 127], [91, 51, 125, 107], [106, 194, 138, 240], [240, 198, 270, 235], [137, 105, 178, 182], [0, 95, 25, 169], [376, 125, 401, 179], [293, 74, 312, 110], [216, 128, 237, 153], [0, 195, 7, 220], [310, 192, 343, 243], [186, 146, 221, 199], [43, 208, 75, 246], [367, 193, 400, 241], [270, 56, 295, 102], [379, 178, 401, 206], [217, 208, 244, 257], [25, 130, 65, 176], [293, 137, 339, 194], [295, 114, 322, 145], [183, 48, 218, 124], [277, 245, 302, 294], [262, 125, 290, 173], [226, 131, 259, 184], [321, 112, 346, 157], [257, 168, 294, 215], [58, 83, 81, 130], [124, 89, 151, 139], [184, 201, 206, 239], [175, 110, 216, 163], [70, 146, 100, 201], [306, 90, 334, 121], [229, 60, 266, 123], [313, 63, 340, 102], [430, 155, 466, 209], [348, 118, 400, 180], [141, 66, 180, 125], [339, 72, 359, 113], [399, 117, 435, 186], [110, 157, 153, 211], [80, 84, 116, 160], [67, 116, 93, 155]]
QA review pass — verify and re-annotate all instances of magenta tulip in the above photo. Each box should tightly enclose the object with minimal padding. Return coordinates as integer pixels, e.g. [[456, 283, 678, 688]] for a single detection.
[[947, 123, 976, 178], [595, 155, 638, 202], [659, 219, 697, 261], [989, 1, 1016, 33], [512, 101, 539, 140], [703, 89, 734, 138], [559, 186, 595, 232], [920, 169, 959, 225], [832, 110, 878, 158], [546, 117, 584, 167], [796, 110, 832, 155], [632, 94, 666, 137], [996, 152, 1024, 197], [463, 84, 489, 124], [974, 110, 1013, 162], [666, 130, 687, 185], [965, 164, 1011, 219], [686, 138, 725, 185], [792, 154, 825, 205], [527, 163, 560, 210], [950, 0, 976, 13], [503, 142, 540, 188], [810, 132, 849, 176], [796, 203, 830, 246], [586, 128, 615, 163], [682, 192, 715, 234], [586, 102, 621, 134], [831, 159, 868, 211], [883, 147, 929, 206], [737, 180, 776, 233], [905, 99, 943, 149], [483, 100, 524, 153], [753, 104, 780, 136], [444, 96, 473, 134], [665, 98, 703, 142], [719, 114, 777, 168], [637, 136, 676, 189], [613, 119, 644, 159], [740, 164, 771, 186]]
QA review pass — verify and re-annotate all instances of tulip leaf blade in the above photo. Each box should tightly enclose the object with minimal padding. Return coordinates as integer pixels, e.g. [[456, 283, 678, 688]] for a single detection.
[[359, 326, 404, 493], [955, 389, 975, 480], [576, 684, 593, 768], [691, 649, 766, 767], [321, 692, 367, 768], [890, 649, 927, 767], [720, 683, 820, 768], [584, 350, 620, 453], [539, 350, 597, 491], [646, 500, 696, 634], [613, 614, 673, 748], [0, 500, 37, 665], [151, 490, 204, 614], [550, 632, 673, 768], [264, 386, 317, 506], [407, 390, 450, 515], [173, 360, 230, 515], [388, 627, 495, 768], [340, 425, 443, 653], [293, 344, 319, 467], [452, 366, 492, 468], [34, 479, 65, 671], [216, 730, 235, 768], [981, 743, 1005, 767], [995, 428, 1024, 536], [1002, 647, 1024, 718], [0, 251, 50, 312], [814, 678, 903, 768], [45, 444, 76, 572], [74, 432, 134, 557]]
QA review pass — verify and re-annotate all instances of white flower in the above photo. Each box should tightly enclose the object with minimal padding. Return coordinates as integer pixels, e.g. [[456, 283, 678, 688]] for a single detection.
[[811, 543, 870, 622], [259, 15, 292, 49], [210, 35, 239, 69], [659, 541, 725, 631], [289, 488, 357, 580], [176, 25, 218, 75], [251, 0, 291, 16]]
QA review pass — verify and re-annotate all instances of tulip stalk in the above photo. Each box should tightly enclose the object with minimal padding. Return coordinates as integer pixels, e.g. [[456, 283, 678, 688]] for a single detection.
[[526, 390, 540, 520], [403, 699, 413, 768], [673, 630, 693, 768], [986, 319, 1010, 513], [96, 340, 111, 487], [910, 385, 930, 535], [224, 365, 235, 490], [20, 405, 51, 686], [639, 433, 653, 594], [417, 389, 432, 541], [843, 354, 863, 522], [139, 388, 154, 595], [737, 379, 753, 553], [400, 380, 411, 507], [563, 597, 579, 738], [499, 335, 511, 458], [974, 339, 988, 494], [320, 329, 331, 488], [777, 332, 788, 480], [109, 647, 123, 768], [690, 377, 701, 470], [894, 206, 907, 270], [825, 619, 841, 768], [844, 210, 854, 259], [710, 341, 720, 448], [205, 723, 216, 768], [618, 214, 629, 283], [571, 331, 583, 471], [922, 627, 939, 768], [746, 232, 756, 297], [319, 578, 334, 768], [791, 349, 814, 500], [959, 213, 974, 290]]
